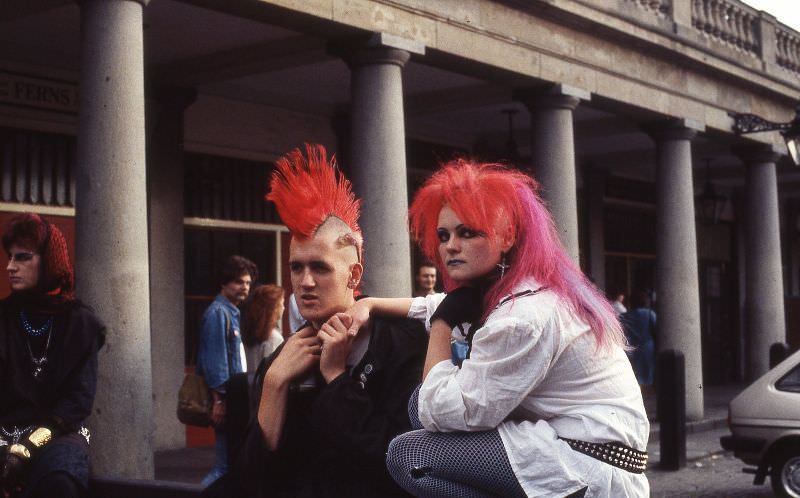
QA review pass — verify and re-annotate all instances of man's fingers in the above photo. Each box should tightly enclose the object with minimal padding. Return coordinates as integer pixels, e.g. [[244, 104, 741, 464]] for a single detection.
[[295, 326, 316, 338], [325, 314, 344, 331]]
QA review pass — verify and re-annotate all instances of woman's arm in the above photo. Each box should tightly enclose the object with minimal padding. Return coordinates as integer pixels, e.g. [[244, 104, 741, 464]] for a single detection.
[[343, 297, 415, 336], [423, 320, 452, 379]]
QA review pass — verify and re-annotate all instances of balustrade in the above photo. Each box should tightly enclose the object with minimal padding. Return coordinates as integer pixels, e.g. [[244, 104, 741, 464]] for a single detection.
[[625, 0, 669, 17], [590, 0, 800, 77], [776, 27, 800, 73], [691, 0, 758, 56]]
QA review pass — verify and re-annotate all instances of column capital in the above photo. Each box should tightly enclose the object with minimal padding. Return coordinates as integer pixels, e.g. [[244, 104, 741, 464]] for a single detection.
[[733, 143, 783, 165], [514, 83, 590, 111], [644, 118, 704, 141], [330, 32, 424, 68]]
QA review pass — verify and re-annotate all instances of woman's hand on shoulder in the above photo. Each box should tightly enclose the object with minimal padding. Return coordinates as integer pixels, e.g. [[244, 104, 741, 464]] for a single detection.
[[339, 298, 373, 337]]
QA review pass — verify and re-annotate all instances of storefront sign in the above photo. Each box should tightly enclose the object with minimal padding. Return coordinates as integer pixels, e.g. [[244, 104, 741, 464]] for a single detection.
[[0, 71, 78, 114]]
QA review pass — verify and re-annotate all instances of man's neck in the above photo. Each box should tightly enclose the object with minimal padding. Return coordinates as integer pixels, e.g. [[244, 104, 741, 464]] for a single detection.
[[221, 294, 239, 307], [310, 298, 356, 330]]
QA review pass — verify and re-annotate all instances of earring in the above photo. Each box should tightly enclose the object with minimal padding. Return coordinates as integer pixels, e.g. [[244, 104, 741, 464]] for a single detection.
[[496, 253, 510, 278]]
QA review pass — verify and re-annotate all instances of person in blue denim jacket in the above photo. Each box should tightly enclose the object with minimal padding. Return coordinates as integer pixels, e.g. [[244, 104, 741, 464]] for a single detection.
[[197, 255, 257, 487]]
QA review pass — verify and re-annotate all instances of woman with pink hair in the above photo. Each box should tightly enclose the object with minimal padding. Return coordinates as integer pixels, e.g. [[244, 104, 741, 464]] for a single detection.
[[346, 159, 649, 497]]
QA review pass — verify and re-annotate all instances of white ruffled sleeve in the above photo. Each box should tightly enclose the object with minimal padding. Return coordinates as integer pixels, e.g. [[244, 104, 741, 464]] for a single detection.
[[407, 293, 446, 333], [418, 314, 559, 432]]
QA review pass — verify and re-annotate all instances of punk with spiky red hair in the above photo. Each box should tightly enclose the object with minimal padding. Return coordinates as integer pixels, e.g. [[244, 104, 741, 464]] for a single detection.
[[231, 144, 428, 498]]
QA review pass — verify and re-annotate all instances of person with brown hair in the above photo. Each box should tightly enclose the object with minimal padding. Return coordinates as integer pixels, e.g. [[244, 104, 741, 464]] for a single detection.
[[241, 285, 285, 373], [0, 213, 105, 498], [197, 254, 258, 487], [414, 261, 438, 297]]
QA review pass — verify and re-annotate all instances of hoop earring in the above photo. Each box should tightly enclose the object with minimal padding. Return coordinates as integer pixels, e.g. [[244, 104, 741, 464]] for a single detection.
[[496, 253, 510, 278]]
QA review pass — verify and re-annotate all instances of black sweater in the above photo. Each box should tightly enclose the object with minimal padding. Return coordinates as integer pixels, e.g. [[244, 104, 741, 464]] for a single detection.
[[234, 316, 428, 498], [0, 297, 105, 432]]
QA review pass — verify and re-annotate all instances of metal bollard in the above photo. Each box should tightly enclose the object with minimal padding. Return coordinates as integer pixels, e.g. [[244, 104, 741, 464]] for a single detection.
[[769, 342, 790, 369], [656, 349, 686, 470]]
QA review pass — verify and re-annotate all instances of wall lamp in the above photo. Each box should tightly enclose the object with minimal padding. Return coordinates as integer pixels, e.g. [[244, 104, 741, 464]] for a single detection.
[[729, 104, 800, 166]]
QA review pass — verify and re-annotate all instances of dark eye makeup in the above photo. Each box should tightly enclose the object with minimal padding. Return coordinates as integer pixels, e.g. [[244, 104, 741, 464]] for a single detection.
[[437, 225, 483, 243]]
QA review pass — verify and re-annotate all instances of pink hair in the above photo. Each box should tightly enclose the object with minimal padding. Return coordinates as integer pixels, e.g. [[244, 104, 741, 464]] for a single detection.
[[409, 159, 625, 350]]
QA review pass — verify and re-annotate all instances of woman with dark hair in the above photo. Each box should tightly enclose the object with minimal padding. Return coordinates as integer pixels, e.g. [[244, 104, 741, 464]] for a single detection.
[[0, 213, 105, 498], [346, 159, 649, 497], [241, 284, 285, 373]]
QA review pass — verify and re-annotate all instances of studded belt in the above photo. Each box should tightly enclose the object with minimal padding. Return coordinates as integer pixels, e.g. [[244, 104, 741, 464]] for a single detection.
[[560, 437, 648, 474]]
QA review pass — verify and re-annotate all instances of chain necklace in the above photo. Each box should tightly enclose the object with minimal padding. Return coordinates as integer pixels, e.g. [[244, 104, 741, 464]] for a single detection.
[[19, 310, 54, 380], [0, 425, 34, 445], [19, 310, 53, 337], [26, 330, 52, 380]]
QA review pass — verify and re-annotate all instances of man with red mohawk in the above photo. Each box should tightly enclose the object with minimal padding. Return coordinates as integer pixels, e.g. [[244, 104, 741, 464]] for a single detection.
[[225, 144, 427, 498]]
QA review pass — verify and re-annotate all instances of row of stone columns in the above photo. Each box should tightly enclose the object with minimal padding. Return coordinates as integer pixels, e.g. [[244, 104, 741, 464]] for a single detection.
[[73, 0, 787, 479]]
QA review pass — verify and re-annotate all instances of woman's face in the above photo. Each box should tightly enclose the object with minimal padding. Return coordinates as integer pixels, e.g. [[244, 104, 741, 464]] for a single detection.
[[6, 243, 41, 293], [437, 206, 503, 286]]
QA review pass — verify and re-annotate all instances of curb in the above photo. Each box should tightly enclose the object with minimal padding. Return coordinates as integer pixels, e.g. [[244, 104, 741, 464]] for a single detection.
[[649, 417, 728, 440]]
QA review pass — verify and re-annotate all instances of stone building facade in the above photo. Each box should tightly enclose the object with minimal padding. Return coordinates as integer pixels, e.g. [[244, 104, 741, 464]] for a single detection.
[[1, 0, 799, 479]]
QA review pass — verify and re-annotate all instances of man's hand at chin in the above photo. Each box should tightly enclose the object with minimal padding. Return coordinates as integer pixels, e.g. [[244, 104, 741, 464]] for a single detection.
[[318, 315, 354, 383], [266, 326, 322, 386]]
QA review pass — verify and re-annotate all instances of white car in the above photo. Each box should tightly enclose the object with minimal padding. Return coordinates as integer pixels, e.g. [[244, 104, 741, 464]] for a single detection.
[[720, 348, 800, 497]]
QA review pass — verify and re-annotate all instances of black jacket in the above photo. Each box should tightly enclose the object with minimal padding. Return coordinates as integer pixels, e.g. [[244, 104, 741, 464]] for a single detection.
[[234, 316, 427, 498], [0, 297, 105, 432]]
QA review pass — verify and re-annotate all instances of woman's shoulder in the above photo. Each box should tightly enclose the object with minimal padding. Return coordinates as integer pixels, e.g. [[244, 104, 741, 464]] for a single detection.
[[63, 300, 107, 344], [489, 279, 560, 323]]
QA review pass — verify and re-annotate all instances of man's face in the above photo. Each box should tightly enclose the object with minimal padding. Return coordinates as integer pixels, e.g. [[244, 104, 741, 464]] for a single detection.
[[416, 266, 437, 294], [221, 272, 252, 306], [6, 243, 41, 293], [289, 229, 358, 328]]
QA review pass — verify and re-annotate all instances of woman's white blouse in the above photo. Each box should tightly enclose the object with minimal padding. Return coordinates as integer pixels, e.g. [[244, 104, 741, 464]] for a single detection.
[[407, 279, 650, 498]]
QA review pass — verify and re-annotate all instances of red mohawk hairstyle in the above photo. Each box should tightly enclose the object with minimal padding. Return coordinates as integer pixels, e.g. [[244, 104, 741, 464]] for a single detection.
[[267, 143, 362, 241]]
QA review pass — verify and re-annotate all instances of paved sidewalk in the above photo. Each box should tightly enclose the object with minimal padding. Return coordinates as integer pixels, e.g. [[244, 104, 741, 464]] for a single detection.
[[154, 384, 747, 489], [644, 383, 742, 460]]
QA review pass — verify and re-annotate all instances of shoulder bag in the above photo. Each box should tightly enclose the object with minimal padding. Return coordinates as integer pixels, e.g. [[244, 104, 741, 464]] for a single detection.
[[177, 310, 231, 427]]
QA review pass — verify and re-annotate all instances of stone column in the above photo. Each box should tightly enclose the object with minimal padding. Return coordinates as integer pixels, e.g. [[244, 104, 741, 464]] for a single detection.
[[342, 33, 424, 297], [146, 88, 196, 451], [647, 119, 705, 421], [585, 166, 607, 291], [517, 84, 590, 263], [736, 145, 786, 380], [76, 0, 154, 478]]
